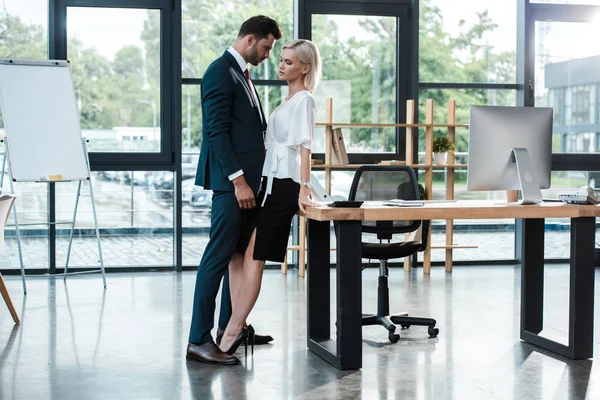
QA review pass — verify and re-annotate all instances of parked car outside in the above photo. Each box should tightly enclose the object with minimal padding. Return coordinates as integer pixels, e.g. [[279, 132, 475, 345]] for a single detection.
[[182, 178, 212, 212]]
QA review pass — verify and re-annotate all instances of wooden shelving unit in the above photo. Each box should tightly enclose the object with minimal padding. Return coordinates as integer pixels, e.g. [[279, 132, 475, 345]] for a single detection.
[[281, 98, 471, 276]]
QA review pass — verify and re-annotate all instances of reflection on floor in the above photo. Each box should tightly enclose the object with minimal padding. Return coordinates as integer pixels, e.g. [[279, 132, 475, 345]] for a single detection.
[[0, 266, 598, 399]]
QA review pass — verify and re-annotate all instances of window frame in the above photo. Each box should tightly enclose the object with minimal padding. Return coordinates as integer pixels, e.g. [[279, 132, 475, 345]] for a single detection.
[[50, 0, 179, 170], [48, 0, 183, 271], [298, 0, 416, 164]]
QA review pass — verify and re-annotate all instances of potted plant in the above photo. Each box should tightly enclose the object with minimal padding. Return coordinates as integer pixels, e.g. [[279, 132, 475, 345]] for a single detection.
[[417, 183, 426, 200], [432, 136, 454, 165]]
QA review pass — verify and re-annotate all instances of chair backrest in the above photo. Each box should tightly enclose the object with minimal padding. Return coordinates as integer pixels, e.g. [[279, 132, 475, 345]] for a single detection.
[[348, 166, 421, 237]]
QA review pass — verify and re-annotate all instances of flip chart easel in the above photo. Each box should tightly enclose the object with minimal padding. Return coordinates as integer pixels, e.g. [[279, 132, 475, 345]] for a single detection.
[[0, 59, 106, 293]]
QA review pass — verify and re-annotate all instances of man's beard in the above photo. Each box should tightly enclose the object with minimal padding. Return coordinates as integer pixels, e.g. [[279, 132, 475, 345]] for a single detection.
[[247, 47, 261, 66]]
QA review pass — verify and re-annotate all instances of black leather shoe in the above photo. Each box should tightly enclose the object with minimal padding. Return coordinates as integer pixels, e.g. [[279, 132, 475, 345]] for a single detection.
[[247, 324, 273, 345], [217, 326, 274, 346], [251, 333, 274, 345], [186, 341, 240, 365]]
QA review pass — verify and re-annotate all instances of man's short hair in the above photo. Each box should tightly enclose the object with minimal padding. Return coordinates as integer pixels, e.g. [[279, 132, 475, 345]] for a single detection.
[[238, 15, 282, 41]]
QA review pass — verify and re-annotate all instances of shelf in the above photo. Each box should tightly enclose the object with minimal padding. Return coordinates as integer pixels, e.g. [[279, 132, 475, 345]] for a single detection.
[[312, 164, 363, 170], [291, 244, 477, 251], [315, 122, 469, 129], [288, 98, 471, 277], [432, 124, 469, 128], [430, 245, 478, 249], [316, 122, 430, 128], [312, 163, 468, 169], [411, 164, 468, 168]]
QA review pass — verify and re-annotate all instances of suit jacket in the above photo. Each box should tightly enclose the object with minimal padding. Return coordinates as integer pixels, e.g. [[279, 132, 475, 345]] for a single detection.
[[195, 51, 266, 193]]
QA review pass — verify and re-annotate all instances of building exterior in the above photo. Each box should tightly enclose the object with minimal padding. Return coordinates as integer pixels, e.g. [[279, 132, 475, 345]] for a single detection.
[[545, 55, 600, 153]]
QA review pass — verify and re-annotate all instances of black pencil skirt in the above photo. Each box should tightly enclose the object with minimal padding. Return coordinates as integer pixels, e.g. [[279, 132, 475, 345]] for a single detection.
[[237, 177, 300, 262]]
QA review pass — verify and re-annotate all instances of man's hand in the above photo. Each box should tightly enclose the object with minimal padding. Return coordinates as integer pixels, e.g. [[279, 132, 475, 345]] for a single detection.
[[232, 175, 256, 209]]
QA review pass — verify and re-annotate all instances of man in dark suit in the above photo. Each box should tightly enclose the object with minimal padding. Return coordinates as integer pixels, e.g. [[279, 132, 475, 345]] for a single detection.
[[186, 16, 282, 365]]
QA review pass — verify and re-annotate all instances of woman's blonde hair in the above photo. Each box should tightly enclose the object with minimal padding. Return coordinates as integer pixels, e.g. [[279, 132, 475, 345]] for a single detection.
[[282, 39, 322, 92]]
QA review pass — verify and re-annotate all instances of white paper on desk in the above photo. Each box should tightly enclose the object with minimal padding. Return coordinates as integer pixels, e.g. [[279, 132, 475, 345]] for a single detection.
[[383, 200, 424, 207], [0, 194, 16, 255]]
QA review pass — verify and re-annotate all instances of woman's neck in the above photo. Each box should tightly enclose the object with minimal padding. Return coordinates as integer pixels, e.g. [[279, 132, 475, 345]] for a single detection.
[[287, 80, 307, 98]]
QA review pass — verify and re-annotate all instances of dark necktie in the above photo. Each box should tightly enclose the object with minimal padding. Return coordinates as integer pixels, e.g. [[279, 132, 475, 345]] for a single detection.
[[244, 69, 264, 133]]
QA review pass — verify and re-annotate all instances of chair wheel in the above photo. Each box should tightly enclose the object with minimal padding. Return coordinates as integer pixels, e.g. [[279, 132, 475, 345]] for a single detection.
[[389, 333, 400, 343], [401, 324, 410, 330], [428, 327, 439, 337]]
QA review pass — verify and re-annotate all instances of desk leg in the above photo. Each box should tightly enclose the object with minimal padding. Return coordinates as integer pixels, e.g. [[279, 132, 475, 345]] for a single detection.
[[335, 221, 362, 370], [299, 216, 307, 277], [307, 220, 362, 370], [307, 220, 331, 340], [568, 217, 595, 359], [521, 218, 544, 335], [520, 217, 595, 359]]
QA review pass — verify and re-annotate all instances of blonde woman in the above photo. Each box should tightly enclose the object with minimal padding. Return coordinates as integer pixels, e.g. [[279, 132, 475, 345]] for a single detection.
[[219, 39, 323, 355]]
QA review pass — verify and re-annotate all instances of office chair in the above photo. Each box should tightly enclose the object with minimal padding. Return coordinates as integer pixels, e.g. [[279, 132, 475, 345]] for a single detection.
[[348, 165, 438, 342]]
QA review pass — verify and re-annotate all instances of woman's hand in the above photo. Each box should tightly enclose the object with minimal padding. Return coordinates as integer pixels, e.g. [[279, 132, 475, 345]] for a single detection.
[[298, 185, 319, 213]]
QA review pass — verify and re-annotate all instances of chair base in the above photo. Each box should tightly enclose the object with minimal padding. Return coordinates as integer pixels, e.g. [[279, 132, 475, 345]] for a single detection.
[[361, 261, 439, 343], [362, 312, 439, 343]]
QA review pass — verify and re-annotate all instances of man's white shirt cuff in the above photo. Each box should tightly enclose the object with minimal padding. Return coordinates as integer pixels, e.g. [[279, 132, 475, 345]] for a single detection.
[[228, 170, 243, 181]]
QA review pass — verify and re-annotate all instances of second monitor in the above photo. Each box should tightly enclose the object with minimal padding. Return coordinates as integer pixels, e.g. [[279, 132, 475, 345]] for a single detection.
[[467, 105, 553, 204]]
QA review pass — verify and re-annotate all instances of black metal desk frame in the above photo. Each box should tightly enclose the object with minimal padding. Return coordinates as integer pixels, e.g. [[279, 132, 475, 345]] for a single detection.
[[306, 216, 595, 370]]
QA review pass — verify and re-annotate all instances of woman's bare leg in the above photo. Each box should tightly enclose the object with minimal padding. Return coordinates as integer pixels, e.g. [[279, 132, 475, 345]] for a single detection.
[[220, 229, 265, 353], [228, 252, 244, 312]]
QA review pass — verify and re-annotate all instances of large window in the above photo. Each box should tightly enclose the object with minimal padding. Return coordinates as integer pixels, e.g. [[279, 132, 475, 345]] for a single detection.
[[55, 171, 174, 268], [418, 88, 516, 159], [535, 21, 600, 154], [6, 0, 600, 273], [181, 2, 295, 266], [0, 1, 47, 59], [419, 0, 516, 84], [0, 1, 49, 271], [311, 15, 397, 153], [531, 0, 600, 4], [67, 7, 161, 153], [181, 0, 294, 80], [418, 0, 518, 262]]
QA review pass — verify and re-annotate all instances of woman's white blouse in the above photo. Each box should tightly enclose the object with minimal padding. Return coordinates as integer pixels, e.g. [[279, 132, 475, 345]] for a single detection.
[[261, 90, 316, 206]]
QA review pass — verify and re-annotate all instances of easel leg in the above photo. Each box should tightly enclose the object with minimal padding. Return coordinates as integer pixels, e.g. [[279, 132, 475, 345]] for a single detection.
[[83, 140, 106, 288], [64, 181, 81, 280], [2, 152, 27, 294], [89, 181, 106, 288]]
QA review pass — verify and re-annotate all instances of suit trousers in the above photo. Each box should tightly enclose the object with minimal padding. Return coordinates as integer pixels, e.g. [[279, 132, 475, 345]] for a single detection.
[[188, 191, 253, 344]]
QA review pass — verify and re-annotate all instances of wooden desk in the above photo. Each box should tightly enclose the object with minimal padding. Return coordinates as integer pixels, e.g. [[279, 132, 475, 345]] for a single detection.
[[304, 200, 599, 370]]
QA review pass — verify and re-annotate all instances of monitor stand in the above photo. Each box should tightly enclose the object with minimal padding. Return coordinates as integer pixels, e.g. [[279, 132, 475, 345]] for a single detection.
[[511, 148, 542, 205]]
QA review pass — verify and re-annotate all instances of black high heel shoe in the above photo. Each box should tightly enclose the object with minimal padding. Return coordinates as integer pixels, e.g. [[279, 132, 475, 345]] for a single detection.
[[246, 325, 256, 355], [224, 327, 248, 356]]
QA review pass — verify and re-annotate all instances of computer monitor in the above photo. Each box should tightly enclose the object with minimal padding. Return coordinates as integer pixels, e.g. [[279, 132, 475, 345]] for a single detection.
[[467, 105, 553, 204]]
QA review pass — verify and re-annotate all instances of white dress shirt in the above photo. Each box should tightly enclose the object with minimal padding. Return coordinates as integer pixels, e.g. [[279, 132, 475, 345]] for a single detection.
[[261, 90, 316, 206]]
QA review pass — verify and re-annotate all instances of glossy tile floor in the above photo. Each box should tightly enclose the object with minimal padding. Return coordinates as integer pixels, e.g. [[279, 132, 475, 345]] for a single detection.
[[1, 266, 599, 399]]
